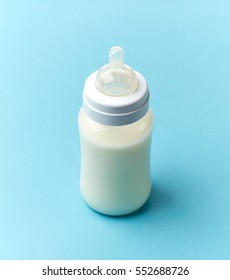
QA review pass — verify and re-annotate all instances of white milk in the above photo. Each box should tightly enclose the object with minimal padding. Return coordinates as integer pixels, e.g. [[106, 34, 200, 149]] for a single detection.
[[78, 46, 154, 215], [78, 108, 153, 216]]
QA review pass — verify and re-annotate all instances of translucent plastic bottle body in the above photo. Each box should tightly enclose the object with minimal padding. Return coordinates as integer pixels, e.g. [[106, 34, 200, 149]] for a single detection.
[[78, 108, 153, 216]]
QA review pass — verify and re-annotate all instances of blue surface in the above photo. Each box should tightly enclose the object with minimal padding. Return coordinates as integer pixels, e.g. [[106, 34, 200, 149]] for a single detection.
[[0, 0, 230, 260]]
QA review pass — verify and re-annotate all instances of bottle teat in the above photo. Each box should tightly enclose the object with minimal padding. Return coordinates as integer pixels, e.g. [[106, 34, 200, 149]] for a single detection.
[[96, 46, 138, 96]]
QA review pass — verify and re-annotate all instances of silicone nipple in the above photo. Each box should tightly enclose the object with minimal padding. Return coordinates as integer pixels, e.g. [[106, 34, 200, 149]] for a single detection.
[[96, 46, 138, 96]]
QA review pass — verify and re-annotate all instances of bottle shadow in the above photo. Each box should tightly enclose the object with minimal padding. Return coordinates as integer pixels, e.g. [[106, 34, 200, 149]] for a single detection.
[[97, 181, 175, 219], [123, 182, 174, 218]]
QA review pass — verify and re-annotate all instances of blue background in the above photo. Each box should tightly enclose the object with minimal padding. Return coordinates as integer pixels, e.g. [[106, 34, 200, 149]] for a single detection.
[[0, 0, 230, 260]]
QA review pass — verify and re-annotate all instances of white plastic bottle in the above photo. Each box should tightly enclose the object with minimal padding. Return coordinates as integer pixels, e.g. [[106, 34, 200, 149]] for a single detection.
[[78, 46, 153, 216]]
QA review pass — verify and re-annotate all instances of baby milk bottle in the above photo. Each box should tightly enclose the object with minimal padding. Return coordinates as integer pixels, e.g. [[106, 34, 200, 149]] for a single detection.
[[78, 46, 153, 216]]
